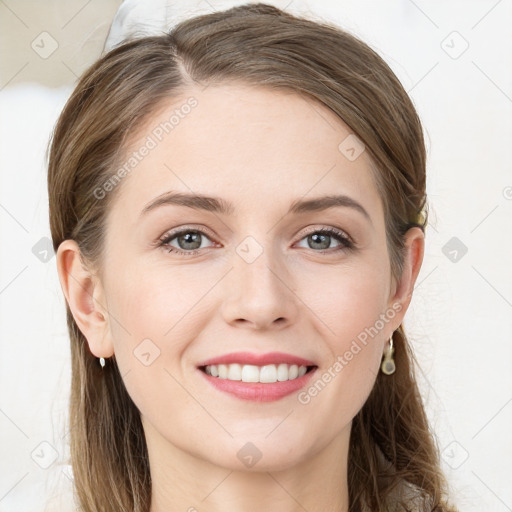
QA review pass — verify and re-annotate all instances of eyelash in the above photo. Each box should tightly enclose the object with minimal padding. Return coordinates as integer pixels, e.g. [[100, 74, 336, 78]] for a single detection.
[[157, 226, 355, 256]]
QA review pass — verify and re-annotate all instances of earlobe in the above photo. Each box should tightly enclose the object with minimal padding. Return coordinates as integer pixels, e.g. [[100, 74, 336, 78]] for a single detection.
[[56, 239, 114, 359]]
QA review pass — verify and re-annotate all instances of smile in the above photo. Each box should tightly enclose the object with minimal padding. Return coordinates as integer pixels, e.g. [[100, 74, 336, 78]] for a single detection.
[[197, 364, 318, 402]]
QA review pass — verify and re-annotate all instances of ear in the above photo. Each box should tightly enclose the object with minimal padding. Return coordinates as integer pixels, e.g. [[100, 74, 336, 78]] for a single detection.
[[56, 239, 114, 359], [387, 227, 425, 326]]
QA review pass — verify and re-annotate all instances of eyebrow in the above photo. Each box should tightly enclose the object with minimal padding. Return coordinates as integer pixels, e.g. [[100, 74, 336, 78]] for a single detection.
[[141, 191, 372, 223]]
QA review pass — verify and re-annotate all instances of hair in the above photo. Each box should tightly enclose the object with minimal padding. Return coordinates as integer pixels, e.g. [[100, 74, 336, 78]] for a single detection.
[[47, 3, 457, 511]]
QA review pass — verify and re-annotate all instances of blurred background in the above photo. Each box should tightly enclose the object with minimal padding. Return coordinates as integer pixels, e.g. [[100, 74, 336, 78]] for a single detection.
[[1, 0, 511, 511]]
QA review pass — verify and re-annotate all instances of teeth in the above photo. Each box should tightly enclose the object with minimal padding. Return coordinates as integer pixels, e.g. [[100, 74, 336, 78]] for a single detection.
[[242, 364, 259, 382], [203, 363, 309, 383]]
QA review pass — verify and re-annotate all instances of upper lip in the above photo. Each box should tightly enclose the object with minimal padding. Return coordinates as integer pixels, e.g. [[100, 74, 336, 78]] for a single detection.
[[197, 351, 317, 368]]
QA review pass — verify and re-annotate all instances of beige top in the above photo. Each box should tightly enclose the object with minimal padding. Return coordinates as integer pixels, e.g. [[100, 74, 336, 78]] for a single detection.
[[357, 445, 424, 512]]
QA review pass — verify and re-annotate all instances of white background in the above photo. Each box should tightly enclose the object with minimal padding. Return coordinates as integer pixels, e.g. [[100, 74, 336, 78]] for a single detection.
[[1, 1, 511, 511]]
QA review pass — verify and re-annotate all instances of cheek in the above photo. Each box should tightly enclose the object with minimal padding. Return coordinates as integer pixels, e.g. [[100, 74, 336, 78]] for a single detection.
[[104, 261, 219, 382], [311, 260, 390, 342], [301, 264, 389, 412], [104, 270, 198, 420], [108, 257, 214, 335]]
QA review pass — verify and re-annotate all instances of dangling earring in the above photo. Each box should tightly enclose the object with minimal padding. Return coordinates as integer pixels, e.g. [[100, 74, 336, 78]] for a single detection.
[[381, 333, 396, 375], [99, 357, 106, 369]]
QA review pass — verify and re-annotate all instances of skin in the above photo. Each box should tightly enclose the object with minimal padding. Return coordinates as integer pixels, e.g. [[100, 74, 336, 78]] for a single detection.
[[57, 83, 424, 512]]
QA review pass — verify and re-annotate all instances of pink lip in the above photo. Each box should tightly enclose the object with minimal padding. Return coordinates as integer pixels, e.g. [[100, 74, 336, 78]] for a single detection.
[[197, 351, 317, 368], [198, 366, 318, 402]]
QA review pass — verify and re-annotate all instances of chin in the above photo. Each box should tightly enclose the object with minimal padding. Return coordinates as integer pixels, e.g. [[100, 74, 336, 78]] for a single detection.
[[206, 436, 312, 473]]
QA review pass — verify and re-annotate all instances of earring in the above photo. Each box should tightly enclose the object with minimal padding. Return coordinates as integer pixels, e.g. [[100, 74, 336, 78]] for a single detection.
[[380, 333, 396, 375], [99, 357, 106, 369]]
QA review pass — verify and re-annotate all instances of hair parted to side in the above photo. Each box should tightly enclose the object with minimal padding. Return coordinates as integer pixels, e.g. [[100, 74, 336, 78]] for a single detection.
[[47, 3, 456, 511]]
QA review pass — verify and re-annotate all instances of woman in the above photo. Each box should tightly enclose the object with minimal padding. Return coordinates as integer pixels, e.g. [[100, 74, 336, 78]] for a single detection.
[[48, 3, 457, 511]]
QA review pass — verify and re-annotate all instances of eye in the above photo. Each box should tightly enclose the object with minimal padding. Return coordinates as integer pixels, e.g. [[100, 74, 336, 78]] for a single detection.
[[157, 226, 355, 256], [158, 227, 216, 256], [295, 227, 354, 252]]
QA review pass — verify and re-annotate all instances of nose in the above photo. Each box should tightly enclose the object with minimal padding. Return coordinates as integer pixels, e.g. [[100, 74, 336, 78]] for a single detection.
[[220, 239, 299, 331]]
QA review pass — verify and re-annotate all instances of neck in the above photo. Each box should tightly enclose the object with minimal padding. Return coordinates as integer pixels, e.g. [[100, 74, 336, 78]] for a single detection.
[[145, 418, 351, 512]]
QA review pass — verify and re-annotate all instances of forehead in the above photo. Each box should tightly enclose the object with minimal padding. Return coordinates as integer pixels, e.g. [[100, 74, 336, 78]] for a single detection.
[[108, 83, 383, 224]]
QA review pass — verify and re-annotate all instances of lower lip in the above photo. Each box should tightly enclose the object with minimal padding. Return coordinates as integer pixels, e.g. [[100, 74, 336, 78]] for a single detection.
[[197, 367, 318, 402]]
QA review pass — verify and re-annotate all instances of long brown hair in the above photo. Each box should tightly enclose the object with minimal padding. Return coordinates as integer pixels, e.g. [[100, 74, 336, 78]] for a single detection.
[[47, 3, 456, 511]]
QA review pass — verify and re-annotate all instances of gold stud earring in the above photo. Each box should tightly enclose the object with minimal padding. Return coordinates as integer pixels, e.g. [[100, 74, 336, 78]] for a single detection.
[[381, 333, 396, 375]]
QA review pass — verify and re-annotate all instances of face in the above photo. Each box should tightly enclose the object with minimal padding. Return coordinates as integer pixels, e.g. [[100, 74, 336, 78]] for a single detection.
[[67, 83, 420, 472]]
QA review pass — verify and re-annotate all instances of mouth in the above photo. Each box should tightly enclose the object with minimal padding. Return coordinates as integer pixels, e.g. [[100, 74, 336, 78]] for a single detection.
[[196, 362, 319, 402]]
